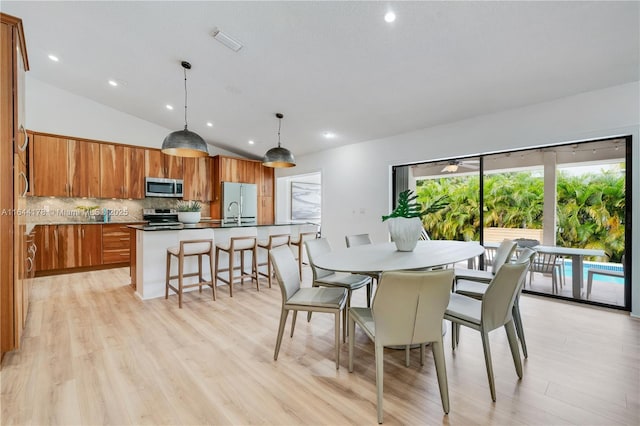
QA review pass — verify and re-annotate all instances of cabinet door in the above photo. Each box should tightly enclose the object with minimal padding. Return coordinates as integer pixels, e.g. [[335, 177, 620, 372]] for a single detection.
[[33, 135, 69, 197], [79, 225, 102, 267], [199, 157, 212, 202], [259, 196, 274, 224], [259, 165, 274, 197], [220, 157, 240, 182], [164, 154, 183, 179], [34, 225, 59, 271], [58, 225, 81, 269], [100, 144, 125, 198], [68, 139, 100, 198], [182, 157, 198, 200], [144, 149, 163, 177], [124, 147, 144, 199]]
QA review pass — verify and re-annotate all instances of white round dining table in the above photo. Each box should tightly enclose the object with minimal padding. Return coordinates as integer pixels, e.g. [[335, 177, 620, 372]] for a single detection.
[[313, 240, 485, 273]]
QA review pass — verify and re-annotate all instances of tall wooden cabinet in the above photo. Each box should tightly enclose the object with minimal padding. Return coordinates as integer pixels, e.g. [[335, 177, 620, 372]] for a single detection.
[[1, 12, 29, 360]]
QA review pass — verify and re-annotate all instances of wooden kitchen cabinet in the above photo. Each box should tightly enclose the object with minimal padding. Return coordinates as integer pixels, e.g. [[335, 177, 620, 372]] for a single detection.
[[102, 224, 131, 264], [100, 144, 144, 199], [183, 156, 211, 202], [34, 135, 101, 198], [1, 12, 29, 356], [35, 224, 102, 272], [144, 149, 183, 179]]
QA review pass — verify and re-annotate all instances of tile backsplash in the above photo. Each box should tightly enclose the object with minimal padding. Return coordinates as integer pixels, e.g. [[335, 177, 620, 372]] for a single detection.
[[25, 197, 211, 224]]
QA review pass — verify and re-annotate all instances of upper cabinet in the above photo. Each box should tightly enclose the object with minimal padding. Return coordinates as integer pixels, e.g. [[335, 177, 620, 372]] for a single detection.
[[34, 134, 101, 198], [183, 156, 211, 202], [144, 149, 183, 179], [99, 144, 144, 199]]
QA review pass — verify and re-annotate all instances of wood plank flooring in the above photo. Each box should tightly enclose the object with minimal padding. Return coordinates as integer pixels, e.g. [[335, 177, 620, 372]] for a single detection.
[[1, 267, 639, 425]]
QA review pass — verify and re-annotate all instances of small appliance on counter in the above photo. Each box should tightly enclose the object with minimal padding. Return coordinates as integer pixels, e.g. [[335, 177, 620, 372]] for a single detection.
[[145, 177, 184, 198], [142, 208, 181, 229]]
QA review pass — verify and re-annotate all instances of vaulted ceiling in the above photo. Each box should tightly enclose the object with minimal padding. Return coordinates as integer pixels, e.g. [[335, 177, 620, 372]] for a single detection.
[[3, 1, 638, 159]]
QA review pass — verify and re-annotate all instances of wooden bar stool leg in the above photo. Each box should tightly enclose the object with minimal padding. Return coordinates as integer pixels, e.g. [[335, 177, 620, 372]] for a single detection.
[[209, 250, 216, 301], [178, 252, 184, 309], [228, 247, 234, 297], [165, 252, 171, 299], [198, 254, 203, 292], [267, 250, 273, 288], [253, 247, 259, 291]]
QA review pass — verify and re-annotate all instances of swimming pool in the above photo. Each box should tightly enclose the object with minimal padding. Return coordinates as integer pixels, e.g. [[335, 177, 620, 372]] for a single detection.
[[562, 260, 625, 285]]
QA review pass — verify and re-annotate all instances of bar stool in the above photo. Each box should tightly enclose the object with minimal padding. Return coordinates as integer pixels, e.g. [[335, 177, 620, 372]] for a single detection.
[[165, 229, 216, 308], [215, 227, 259, 296], [290, 227, 319, 278], [257, 231, 291, 288]]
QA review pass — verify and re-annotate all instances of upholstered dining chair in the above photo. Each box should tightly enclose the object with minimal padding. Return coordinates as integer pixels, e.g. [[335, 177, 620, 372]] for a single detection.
[[305, 238, 372, 342], [348, 269, 454, 423], [445, 261, 530, 401], [344, 233, 377, 305], [454, 239, 517, 285], [269, 245, 347, 369], [454, 247, 536, 358]]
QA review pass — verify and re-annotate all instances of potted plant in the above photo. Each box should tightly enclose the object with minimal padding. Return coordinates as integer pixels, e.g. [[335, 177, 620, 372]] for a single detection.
[[382, 190, 448, 251], [176, 200, 202, 224]]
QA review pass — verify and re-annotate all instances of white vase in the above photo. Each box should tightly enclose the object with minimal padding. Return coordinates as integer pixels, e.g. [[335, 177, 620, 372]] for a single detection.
[[387, 217, 423, 252], [178, 211, 201, 224]]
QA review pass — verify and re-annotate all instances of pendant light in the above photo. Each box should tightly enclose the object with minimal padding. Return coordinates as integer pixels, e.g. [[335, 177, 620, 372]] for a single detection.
[[263, 113, 296, 168], [161, 61, 209, 158]]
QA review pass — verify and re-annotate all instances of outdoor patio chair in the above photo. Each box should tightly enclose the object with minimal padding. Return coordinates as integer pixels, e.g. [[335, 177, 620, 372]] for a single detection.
[[529, 251, 564, 294], [586, 255, 625, 299]]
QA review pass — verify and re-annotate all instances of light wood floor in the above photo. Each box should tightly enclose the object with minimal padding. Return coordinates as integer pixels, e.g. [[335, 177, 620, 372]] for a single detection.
[[1, 267, 639, 425]]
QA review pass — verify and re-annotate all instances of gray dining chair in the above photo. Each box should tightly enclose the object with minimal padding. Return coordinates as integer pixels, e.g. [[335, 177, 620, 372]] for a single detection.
[[454, 239, 517, 284], [344, 233, 377, 305], [454, 247, 536, 358], [269, 245, 347, 369], [445, 261, 530, 401], [305, 238, 372, 342], [349, 269, 454, 423]]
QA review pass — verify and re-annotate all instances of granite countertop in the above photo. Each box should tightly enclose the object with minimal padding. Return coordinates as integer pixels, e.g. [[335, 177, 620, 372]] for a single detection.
[[31, 221, 147, 225], [129, 222, 309, 231]]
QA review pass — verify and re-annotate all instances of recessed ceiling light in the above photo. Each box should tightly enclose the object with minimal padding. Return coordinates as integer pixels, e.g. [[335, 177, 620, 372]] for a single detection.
[[248, 140, 255, 145], [48, 54, 59, 62], [323, 132, 336, 139], [108, 80, 118, 87], [165, 104, 173, 110], [384, 11, 396, 23], [206, 122, 213, 127]]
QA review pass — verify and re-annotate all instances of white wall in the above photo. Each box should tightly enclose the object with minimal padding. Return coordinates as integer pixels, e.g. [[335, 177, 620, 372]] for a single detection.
[[277, 81, 640, 315], [275, 172, 321, 223], [25, 76, 237, 156]]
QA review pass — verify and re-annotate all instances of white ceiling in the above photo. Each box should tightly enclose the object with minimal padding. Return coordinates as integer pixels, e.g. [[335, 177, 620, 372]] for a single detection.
[[3, 1, 638, 159]]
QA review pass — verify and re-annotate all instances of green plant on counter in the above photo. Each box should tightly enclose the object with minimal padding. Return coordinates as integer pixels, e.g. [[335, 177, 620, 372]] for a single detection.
[[176, 200, 202, 212], [76, 205, 100, 213], [382, 189, 448, 221]]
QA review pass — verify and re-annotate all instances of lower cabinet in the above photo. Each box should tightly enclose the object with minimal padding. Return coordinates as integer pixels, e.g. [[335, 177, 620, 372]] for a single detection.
[[102, 224, 131, 264], [35, 223, 133, 274]]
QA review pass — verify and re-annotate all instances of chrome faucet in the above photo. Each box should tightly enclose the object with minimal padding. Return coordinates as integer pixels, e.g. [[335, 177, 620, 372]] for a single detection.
[[227, 201, 241, 225]]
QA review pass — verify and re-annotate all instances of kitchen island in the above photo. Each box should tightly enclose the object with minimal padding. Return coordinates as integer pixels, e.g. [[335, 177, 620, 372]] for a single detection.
[[129, 222, 319, 300]]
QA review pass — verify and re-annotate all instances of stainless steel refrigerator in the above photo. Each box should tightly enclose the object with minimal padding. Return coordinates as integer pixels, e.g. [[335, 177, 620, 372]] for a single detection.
[[222, 182, 258, 224]]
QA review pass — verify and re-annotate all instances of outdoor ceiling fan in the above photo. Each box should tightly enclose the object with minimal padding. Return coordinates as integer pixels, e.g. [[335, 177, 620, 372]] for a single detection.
[[441, 159, 480, 173]]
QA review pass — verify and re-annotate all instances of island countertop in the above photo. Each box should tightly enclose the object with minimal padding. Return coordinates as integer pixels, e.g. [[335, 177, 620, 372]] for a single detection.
[[128, 222, 312, 231]]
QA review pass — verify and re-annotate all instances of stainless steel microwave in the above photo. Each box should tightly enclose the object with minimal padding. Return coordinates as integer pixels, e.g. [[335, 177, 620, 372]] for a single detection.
[[145, 177, 184, 198]]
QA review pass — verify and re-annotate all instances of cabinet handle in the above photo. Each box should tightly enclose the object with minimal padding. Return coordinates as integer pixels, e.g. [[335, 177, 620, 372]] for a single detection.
[[18, 125, 28, 152], [19, 172, 28, 197], [26, 257, 33, 273], [81, 228, 85, 238], [119, 238, 129, 241], [54, 228, 58, 247]]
